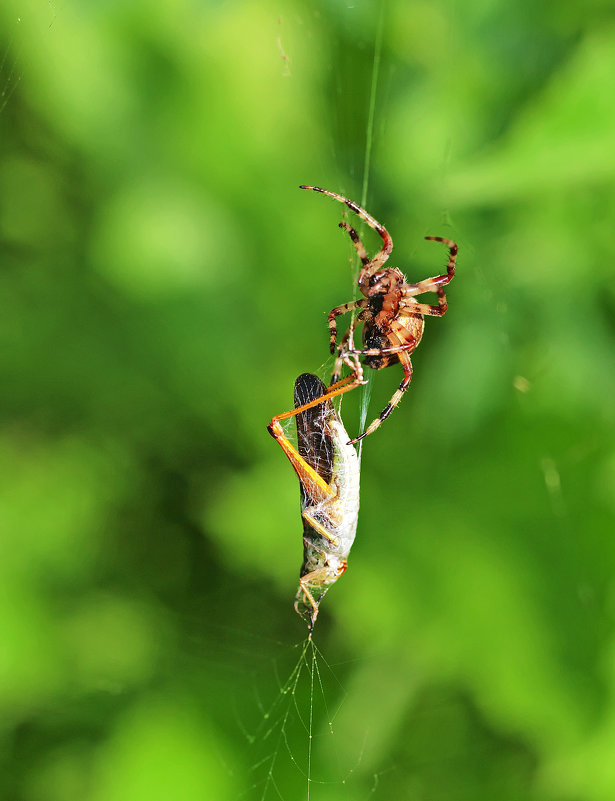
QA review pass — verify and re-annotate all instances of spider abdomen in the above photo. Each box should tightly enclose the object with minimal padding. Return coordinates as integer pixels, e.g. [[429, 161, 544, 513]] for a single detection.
[[397, 297, 425, 347], [363, 322, 395, 370]]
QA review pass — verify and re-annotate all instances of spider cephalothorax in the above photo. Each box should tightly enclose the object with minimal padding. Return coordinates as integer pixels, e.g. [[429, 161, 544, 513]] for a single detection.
[[298, 185, 458, 443], [361, 267, 424, 371]]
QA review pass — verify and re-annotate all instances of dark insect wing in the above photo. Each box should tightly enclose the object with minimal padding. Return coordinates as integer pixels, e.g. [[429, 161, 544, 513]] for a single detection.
[[294, 373, 334, 489]]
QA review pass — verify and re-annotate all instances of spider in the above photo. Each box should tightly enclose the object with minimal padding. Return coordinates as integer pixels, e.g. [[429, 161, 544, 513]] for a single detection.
[[298, 185, 458, 443]]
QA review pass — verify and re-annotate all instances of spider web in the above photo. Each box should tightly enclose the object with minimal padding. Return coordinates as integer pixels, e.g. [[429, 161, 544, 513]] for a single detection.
[[0, 14, 24, 115], [276, 5, 384, 464], [240, 637, 370, 801], [243, 6, 389, 800], [0, 2, 57, 114], [246, 0, 502, 794], [2, 2, 599, 800], [0, 8, 374, 796]]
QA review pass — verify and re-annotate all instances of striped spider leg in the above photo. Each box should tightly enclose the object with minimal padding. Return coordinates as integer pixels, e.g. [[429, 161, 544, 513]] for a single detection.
[[301, 185, 458, 442], [268, 373, 360, 635]]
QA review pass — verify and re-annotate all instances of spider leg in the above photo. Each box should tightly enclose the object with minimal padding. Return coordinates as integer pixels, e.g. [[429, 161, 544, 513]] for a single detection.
[[349, 344, 414, 444], [398, 238, 457, 316], [399, 298, 447, 317], [425, 236, 458, 280], [330, 310, 368, 384], [331, 325, 352, 385], [300, 185, 393, 280], [345, 340, 416, 358], [328, 299, 368, 354], [338, 221, 370, 266], [402, 237, 458, 296]]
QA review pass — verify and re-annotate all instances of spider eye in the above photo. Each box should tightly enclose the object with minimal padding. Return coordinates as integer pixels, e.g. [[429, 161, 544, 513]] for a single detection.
[[369, 274, 382, 287]]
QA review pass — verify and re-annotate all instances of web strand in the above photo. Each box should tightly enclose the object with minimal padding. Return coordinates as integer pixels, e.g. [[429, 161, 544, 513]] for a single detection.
[[355, 1, 385, 462], [253, 5, 386, 798]]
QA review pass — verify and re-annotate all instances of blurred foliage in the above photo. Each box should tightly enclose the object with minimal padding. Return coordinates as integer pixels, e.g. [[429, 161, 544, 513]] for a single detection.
[[1, 0, 614, 799]]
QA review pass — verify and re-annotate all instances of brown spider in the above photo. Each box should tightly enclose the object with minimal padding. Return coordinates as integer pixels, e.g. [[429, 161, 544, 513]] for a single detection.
[[298, 185, 458, 444]]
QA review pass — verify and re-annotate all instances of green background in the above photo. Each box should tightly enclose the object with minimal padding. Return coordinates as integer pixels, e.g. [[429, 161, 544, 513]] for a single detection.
[[1, 0, 614, 799]]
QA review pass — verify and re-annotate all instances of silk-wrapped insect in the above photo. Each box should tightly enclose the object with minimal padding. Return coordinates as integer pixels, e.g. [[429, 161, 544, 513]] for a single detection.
[[268, 373, 360, 634]]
